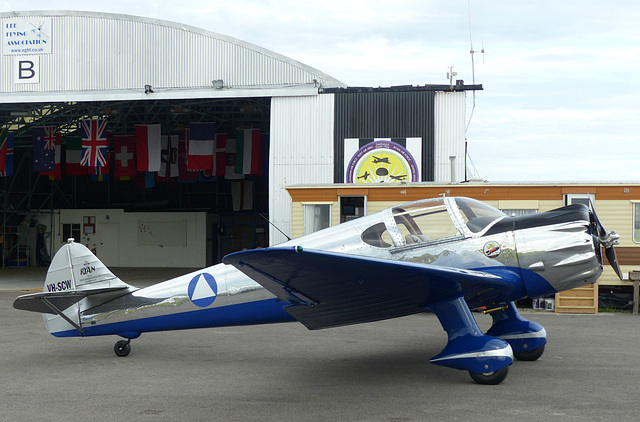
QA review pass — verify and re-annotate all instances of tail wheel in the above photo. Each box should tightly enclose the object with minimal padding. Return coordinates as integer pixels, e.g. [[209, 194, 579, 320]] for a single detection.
[[468, 365, 509, 385], [114, 340, 131, 357]]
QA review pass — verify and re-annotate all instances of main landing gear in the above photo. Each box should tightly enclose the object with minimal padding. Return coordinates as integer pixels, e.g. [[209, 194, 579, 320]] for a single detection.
[[468, 366, 510, 385], [114, 339, 132, 357], [429, 298, 548, 385], [429, 296, 514, 385], [486, 301, 547, 362]]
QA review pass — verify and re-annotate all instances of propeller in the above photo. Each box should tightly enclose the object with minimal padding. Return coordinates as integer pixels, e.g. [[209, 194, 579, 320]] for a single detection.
[[588, 199, 622, 280]]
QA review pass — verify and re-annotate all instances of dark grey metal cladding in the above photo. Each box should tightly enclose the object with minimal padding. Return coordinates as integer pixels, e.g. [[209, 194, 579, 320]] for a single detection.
[[484, 204, 591, 237], [331, 89, 436, 182]]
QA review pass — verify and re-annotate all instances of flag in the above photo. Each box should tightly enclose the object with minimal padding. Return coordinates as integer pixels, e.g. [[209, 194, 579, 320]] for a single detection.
[[135, 124, 161, 172], [213, 133, 227, 176], [113, 135, 136, 180], [235, 129, 262, 175], [136, 171, 156, 189], [224, 138, 244, 180], [158, 134, 179, 180], [80, 119, 108, 167], [66, 136, 88, 176], [231, 180, 253, 211], [90, 152, 110, 181], [187, 122, 216, 170], [32, 126, 57, 172], [42, 132, 62, 180], [0, 131, 14, 177], [178, 135, 198, 184]]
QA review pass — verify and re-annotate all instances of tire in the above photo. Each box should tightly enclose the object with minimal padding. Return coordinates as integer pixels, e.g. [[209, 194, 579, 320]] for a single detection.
[[114, 340, 131, 357], [468, 365, 509, 385], [514, 344, 545, 361]]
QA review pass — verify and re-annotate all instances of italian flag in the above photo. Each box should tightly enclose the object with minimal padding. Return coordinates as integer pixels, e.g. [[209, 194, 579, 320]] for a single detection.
[[234, 129, 261, 175], [65, 136, 88, 176]]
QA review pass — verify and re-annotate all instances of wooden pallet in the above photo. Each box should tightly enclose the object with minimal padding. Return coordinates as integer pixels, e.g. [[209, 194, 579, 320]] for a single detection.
[[554, 284, 598, 314]]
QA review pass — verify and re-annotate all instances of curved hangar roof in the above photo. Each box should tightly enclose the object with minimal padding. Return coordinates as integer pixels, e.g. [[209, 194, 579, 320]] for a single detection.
[[0, 10, 345, 103]]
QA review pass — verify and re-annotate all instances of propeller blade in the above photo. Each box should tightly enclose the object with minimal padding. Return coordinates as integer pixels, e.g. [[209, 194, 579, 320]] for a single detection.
[[605, 245, 623, 280], [587, 197, 622, 280]]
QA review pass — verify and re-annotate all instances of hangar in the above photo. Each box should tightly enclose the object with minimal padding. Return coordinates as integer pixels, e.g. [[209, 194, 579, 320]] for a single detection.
[[0, 10, 480, 268]]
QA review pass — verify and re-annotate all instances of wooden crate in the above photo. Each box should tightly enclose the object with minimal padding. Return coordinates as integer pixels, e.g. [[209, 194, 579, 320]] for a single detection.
[[554, 284, 598, 314]]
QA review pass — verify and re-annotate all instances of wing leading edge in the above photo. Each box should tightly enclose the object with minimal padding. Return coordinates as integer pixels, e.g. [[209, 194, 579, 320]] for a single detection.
[[223, 247, 515, 330]]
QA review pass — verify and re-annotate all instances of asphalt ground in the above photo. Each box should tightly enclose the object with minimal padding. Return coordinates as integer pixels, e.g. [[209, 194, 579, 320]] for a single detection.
[[1, 268, 640, 421]]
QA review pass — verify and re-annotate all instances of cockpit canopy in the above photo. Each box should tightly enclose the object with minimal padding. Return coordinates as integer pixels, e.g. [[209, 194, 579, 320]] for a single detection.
[[361, 197, 507, 248]]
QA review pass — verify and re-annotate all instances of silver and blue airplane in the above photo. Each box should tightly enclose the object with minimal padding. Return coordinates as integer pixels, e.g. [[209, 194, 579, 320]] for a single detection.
[[13, 196, 621, 384]]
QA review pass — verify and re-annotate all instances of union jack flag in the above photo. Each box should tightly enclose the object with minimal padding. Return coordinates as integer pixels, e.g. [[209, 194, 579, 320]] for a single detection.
[[80, 119, 108, 167], [43, 126, 57, 150]]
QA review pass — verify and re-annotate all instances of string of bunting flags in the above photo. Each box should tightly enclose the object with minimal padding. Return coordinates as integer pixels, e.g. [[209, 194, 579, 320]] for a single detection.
[[0, 120, 268, 187]]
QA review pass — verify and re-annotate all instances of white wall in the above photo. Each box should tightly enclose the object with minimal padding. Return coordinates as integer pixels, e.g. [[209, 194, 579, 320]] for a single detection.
[[434, 91, 467, 182], [37, 209, 207, 268], [270, 94, 335, 245]]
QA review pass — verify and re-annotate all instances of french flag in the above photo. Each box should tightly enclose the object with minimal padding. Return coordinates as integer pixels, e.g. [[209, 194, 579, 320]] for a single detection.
[[135, 124, 162, 172], [187, 122, 216, 171]]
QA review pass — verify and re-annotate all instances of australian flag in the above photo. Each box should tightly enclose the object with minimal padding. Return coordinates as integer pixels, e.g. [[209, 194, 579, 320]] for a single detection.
[[32, 126, 57, 172], [80, 119, 108, 167]]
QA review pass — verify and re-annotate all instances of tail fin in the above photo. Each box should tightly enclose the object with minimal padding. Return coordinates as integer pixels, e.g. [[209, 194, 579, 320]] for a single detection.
[[13, 239, 132, 336]]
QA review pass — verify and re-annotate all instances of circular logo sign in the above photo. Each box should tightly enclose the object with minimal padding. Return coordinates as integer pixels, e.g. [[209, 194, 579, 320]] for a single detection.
[[346, 141, 419, 183], [187, 273, 218, 308], [483, 241, 501, 259]]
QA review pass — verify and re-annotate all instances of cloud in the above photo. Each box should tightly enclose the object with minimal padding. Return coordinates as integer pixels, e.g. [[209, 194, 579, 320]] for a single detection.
[[1, 0, 639, 181]]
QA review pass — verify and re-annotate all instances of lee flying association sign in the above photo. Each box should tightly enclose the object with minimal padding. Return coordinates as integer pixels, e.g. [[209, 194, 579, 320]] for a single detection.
[[3, 17, 52, 85], [344, 138, 422, 184]]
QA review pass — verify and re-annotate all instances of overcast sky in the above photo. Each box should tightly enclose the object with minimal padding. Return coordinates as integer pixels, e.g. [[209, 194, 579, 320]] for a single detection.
[[2, 1, 639, 182]]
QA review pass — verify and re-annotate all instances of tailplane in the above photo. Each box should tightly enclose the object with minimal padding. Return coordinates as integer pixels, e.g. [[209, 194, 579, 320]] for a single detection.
[[13, 238, 133, 336]]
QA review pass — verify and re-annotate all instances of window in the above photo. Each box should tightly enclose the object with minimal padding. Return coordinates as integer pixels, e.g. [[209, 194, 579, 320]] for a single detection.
[[303, 204, 331, 234], [340, 196, 365, 223], [565, 193, 594, 207], [62, 223, 81, 242], [361, 222, 392, 248], [634, 203, 640, 244], [501, 209, 537, 217]]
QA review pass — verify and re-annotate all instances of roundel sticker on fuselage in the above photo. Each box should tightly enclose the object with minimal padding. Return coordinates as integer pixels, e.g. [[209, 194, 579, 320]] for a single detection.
[[187, 273, 218, 308]]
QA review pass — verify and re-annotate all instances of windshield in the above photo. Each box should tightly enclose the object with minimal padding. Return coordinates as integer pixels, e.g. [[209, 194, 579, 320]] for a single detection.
[[360, 197, 507, 249], [454, 197, 506, 233], [392, 198, 461, 244]]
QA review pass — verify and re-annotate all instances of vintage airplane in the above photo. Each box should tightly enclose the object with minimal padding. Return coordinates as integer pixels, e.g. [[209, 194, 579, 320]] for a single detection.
[[13, 196, 620, 385]]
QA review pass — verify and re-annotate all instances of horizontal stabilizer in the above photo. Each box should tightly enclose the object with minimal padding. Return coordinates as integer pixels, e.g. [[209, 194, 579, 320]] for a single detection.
[[13, 286, 129, 314], [223, 247, 509, 330]]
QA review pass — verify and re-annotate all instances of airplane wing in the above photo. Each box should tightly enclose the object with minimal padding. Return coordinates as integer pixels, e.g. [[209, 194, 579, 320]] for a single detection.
[[222, 247, 514, 330]]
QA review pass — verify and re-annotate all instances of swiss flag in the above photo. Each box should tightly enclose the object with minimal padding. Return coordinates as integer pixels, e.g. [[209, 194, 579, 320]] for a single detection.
[[114, 135, 136, 180]]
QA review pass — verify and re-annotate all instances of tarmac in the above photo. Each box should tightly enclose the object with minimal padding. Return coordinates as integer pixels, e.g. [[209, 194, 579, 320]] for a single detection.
[[1, 267, 639, 421]]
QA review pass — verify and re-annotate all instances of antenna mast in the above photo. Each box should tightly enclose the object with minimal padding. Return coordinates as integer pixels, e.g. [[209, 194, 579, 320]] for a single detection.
[[466, 0, 484, 134]]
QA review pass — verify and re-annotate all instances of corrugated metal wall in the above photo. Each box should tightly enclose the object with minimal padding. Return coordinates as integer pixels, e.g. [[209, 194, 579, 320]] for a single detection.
[[332, 90, 435, 182], [270, 94, 335, 244], [434, 91, 467, 182], [0, 11, 343, 96]]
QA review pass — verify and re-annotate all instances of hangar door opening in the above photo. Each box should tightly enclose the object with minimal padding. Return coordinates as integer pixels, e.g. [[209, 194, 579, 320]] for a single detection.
[[0, 97, 271, 266]]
